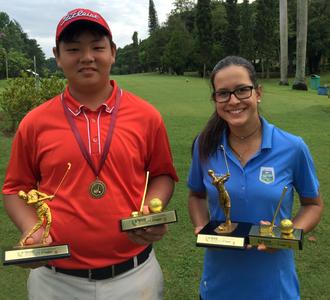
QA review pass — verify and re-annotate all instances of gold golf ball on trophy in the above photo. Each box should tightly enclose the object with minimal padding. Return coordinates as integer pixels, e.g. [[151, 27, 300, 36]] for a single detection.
[[280, 219, 294, 235], [148, 198, 163, 213]]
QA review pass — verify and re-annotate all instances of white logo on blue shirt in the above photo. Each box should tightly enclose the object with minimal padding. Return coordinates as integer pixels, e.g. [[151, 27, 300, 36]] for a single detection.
[[259, 167, 275, 184]]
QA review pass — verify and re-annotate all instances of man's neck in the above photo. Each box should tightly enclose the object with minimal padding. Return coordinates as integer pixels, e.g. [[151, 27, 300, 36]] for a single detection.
[[68, 83, 113, 111]]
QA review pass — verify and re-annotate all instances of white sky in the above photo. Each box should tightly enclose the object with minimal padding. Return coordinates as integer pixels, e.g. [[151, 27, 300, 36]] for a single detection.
[[0, 0, 174, 58]]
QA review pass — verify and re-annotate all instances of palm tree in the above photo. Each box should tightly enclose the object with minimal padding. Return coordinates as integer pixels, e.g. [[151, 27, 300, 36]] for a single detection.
[[292, 0, 308, 90], [279, 0, 289, 85]]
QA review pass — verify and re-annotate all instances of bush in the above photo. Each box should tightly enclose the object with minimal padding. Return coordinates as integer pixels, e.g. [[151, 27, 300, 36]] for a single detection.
[[0, 74, 65, 135]]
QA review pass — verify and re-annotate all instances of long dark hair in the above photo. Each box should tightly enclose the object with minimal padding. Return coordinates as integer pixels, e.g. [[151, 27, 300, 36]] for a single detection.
[[198, 56, 258, 161]]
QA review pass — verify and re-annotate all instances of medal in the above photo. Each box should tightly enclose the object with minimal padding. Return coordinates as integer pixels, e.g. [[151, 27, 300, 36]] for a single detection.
[[62, 88, 121, 200], [89, 179, 106, 199]]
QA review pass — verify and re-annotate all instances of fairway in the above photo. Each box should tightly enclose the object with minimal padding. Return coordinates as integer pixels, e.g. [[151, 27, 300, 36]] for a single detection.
[[1, 73, 330, 299]]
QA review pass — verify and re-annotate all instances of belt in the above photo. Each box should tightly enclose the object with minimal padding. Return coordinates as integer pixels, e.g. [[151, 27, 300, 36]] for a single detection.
[[45, 245, 152, 280]]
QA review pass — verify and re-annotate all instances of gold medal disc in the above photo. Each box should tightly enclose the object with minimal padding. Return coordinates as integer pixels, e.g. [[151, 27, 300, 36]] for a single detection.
[[89, 180, 106, 199]]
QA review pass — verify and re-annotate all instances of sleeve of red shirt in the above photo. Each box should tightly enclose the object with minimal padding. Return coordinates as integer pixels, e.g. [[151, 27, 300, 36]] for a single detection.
[[146, 117, 179, 182], [2, 117, 40, 194]]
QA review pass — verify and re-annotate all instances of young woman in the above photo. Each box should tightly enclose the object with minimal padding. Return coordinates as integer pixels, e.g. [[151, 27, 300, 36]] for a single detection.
[[188, 56, 323, 299]]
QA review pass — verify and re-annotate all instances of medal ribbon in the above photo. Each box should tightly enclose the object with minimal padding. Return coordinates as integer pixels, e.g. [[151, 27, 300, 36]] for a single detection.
[[61, 88, 121, 177]]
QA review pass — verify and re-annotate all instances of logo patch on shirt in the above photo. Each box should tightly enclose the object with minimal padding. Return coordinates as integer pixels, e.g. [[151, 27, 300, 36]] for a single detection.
[[259, 167, 275, 184]]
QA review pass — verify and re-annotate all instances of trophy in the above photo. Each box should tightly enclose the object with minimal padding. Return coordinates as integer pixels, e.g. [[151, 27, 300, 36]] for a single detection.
[[196, 146, 252, 249], [3, 163, 72, 266], [120, 171, 177, 231], [248, 186, 303, 250]]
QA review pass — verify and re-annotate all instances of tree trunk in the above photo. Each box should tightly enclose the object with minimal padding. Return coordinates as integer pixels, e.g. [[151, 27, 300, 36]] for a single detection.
[[292, 0, 308, 90], [279, 0, 289, 85]]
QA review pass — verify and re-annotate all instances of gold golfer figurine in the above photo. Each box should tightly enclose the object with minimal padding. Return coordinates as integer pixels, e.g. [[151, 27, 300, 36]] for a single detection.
[[18, 190, 54, 246], [208, 145, 237, 234], [17, 163, 71, 247], [208, 170, 237, 233]]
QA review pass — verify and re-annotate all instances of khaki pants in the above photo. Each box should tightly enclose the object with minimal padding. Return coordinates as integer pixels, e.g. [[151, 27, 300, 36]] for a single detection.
[[28, 250, 163, 300]]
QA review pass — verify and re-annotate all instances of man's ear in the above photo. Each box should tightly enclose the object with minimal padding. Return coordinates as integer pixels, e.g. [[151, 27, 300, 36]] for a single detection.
[[53, 47, 62, 68], [111, 45, 116, 64]]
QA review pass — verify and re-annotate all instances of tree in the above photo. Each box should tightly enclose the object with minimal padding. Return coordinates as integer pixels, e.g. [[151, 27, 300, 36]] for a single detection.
[[292, 0, 308, 90], [148, 0, 159, 35], [45, 58, 60, 76], [307, 0, 330, 73], [130, 31, 140, 73], [0, 11, 47, 78], [163, 18, 193, 75], [239, 0, 255, 61], [223, 0, 240, 56], [196, 0, 213, 77], [170, 0, 196, 34], [279, 0, 289, 85], [172, 0, 195, 14], [21, 33, 46, 76], [254, 0, 278, 78], [7, 49, 31, 77], [210, 1, 227, 65], [145, 27, 169, 72]]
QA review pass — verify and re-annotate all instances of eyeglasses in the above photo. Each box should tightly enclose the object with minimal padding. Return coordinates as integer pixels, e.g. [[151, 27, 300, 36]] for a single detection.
[[213, 85, 254, 103]]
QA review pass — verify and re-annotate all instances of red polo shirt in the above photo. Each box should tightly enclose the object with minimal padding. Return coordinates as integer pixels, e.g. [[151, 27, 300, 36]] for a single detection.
[[2, 80, 178, 269]]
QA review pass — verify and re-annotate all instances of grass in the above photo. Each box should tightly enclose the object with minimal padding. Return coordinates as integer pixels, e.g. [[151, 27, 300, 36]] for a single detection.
[[1, 73, 330, 299]]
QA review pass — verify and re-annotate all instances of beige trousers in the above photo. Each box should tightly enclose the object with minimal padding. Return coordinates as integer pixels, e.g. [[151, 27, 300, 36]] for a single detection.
[[27, 250, 163, 300]]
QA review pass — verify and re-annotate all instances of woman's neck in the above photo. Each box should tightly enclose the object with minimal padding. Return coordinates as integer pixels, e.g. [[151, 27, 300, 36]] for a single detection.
[[228, 119, 262, 165], [228, 118, 262, 141]]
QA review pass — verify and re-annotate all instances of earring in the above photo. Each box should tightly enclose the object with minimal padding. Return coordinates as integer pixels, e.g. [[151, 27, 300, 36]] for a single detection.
[[257, 99, 261, 103]]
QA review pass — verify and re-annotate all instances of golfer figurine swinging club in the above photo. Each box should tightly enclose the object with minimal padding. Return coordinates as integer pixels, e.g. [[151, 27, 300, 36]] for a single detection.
[[17, 162, 71, 247], [208, 146, 237, 234]]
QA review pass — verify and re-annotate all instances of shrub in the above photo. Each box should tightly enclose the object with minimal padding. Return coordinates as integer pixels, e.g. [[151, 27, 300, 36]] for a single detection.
[[0, 74, 65, 135]]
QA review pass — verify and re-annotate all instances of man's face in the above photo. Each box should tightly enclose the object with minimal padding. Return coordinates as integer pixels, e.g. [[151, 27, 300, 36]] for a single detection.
[[54, 31, 115, 91]]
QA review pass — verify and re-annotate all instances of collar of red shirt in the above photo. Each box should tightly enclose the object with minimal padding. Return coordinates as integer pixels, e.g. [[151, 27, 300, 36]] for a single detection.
[[63, 80, 118, 116]]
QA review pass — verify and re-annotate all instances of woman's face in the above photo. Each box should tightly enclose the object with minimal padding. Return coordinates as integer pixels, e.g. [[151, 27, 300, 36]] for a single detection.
[[213, 65, 261, 129]]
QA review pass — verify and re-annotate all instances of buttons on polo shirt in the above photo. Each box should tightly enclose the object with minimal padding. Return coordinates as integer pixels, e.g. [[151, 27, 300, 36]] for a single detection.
[[92, 137, 98, 143], [91, 118, 96, 123]]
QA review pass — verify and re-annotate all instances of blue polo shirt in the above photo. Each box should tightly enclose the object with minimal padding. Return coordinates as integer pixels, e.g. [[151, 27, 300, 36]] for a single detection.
[[188, 117, 319, 300]]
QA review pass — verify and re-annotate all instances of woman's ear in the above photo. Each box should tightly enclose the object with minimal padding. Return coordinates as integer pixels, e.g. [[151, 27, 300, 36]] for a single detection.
[[255, 84, 262, 101]]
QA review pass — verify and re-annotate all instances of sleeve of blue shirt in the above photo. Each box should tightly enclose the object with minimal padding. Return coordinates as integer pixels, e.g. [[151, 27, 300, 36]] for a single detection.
[[293, 137, 320, 198], [187, 136, 206, 193]]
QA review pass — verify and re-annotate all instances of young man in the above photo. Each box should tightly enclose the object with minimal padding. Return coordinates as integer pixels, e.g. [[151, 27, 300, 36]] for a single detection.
[[2, 8, 178, 300]]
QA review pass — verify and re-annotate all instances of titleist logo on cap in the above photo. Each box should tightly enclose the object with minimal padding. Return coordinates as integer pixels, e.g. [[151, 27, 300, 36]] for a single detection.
[[61, 10, 99, 26]]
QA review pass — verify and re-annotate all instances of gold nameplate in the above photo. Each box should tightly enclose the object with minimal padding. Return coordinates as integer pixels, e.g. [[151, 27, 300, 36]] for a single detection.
[[121, 210, 177, 231], [248, 225, 303, 250], [197, 233, 245, 248], [3, 244, 70, 266]]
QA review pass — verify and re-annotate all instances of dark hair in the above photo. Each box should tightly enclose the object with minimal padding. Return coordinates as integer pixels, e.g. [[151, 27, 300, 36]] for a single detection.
[[55, 20, 116, 55], [198, 56, 258, 161]]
